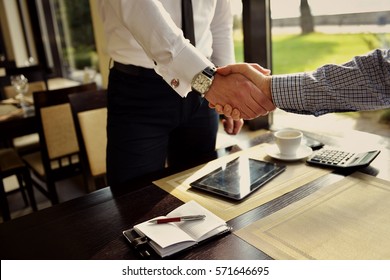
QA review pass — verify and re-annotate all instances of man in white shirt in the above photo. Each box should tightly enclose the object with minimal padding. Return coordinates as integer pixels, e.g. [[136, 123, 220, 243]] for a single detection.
[[98, 0, 274, 187]]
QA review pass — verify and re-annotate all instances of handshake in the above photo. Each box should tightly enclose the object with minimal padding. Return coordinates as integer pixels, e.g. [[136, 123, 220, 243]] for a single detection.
[[204, 63, 275, 121]]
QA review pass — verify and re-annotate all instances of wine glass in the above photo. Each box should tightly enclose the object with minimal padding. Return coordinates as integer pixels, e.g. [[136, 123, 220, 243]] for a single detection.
[[83, 66, 97, 83], [10, 74, 29, 107]]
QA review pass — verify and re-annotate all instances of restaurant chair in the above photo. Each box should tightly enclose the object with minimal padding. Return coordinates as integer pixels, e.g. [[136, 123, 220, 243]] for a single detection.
[[0, 148, 37, 222], [0, 61, 16, 99], [21, 83, 98, 204], [0, 76, 10, 100], [0, 60, 16, 69], [69, 89, 107, 191]]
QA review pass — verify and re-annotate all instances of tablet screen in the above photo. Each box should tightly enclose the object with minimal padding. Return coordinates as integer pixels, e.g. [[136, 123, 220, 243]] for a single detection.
[[190, 157, 286, 200]]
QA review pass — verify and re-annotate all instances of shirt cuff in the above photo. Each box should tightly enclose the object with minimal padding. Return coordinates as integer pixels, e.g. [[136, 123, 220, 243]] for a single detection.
[[271, 74, 306, 111], [154, 44, 213, 97]]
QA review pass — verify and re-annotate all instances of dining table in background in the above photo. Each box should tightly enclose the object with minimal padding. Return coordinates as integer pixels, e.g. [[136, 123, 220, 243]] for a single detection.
[[0, 78, 80, 144]]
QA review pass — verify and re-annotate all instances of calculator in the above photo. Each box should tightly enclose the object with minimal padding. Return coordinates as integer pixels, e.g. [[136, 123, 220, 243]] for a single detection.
[[306, 149, 380, 169]]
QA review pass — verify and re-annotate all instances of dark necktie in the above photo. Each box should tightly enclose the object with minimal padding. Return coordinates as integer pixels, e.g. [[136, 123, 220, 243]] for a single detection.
[[181, 0, 196, 46]]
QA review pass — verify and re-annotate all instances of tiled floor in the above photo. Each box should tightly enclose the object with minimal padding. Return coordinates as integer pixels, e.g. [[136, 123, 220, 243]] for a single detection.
[[1, 109, 389, 223]]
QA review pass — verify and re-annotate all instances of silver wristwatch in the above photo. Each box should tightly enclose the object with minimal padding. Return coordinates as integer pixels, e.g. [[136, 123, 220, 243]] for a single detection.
[[191, 66, 216, 97]]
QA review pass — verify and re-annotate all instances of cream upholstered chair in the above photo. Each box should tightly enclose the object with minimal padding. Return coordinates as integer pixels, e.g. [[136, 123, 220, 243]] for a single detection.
[[22, 83, 98, 204], [69, 89, 107, 191]]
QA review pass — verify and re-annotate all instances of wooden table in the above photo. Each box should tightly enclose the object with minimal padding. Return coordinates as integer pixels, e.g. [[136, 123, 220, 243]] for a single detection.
[[0, 106, 36, 143], [0, 129, 388, 260]]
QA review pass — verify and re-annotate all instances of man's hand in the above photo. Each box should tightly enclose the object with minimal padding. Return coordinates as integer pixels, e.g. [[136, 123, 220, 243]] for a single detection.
[[210, 63, 275, 120], [212, 103, 241, 121], [204, 72, 274, 120], [218, 63, 273, 101], [222, 116, 243, 135]]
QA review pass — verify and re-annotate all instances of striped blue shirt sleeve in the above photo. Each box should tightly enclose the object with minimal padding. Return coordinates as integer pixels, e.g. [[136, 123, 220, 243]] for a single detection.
[[271, 49, 390, 116]]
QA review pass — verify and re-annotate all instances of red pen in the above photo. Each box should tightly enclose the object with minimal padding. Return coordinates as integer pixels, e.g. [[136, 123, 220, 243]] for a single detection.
[[148, 215, 206, 224]]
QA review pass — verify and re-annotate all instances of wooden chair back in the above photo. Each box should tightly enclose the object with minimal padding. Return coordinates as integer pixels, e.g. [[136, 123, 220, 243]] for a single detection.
[[22, 82, 98, 204], [69, 89, 107, 190], [33, 83, 98, 159], [5, 65, 48, 84]]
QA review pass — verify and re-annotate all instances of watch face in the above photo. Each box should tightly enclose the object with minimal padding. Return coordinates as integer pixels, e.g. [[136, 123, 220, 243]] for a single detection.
[[193, 74, 212, 94]]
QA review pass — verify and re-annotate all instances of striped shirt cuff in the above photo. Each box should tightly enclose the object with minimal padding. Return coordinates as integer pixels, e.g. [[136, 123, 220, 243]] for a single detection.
[[271, 74, 306, 113]]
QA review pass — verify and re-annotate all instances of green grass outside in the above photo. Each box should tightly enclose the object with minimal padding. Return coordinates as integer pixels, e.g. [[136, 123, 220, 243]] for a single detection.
[[233, 32, 390, 124], [234, 32, 388, 74]]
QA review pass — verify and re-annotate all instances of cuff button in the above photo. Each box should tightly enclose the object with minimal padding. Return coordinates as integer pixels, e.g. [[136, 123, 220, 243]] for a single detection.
[[170, 78, 180, 88]]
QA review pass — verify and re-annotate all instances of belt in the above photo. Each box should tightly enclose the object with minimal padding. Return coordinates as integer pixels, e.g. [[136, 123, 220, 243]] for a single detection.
[[113, 61, 160, 78]]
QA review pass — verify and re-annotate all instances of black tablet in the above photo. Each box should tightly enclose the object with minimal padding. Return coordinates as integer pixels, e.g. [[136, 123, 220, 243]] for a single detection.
[[190, 157, 286, 200]]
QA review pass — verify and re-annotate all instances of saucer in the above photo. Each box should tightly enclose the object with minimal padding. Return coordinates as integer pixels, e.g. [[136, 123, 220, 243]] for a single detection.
[[266, 144, 313, 161]]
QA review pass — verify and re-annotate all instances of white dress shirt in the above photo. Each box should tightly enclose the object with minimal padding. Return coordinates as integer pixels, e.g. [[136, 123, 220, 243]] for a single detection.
[[98, 0, 235, 97]]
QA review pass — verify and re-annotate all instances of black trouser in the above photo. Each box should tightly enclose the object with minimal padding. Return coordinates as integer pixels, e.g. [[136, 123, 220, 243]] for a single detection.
[[106, 66, 219, 188]]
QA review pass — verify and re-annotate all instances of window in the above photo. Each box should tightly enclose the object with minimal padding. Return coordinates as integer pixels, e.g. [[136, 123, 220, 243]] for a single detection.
[[270, 0, 390, 136], [50, 0, 98, 82], [0, 0, 98, 84], [32, 0, 98, 83], [231, 0, 244, 62], [271, 0, 390, 74]]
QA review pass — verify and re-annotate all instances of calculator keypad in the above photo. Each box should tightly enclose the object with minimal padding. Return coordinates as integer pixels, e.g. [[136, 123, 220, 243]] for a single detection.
[[309, 150, 355, 166]]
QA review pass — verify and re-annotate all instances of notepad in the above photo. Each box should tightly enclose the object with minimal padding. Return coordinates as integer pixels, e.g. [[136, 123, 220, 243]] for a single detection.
[[123, 200, 230, 258]]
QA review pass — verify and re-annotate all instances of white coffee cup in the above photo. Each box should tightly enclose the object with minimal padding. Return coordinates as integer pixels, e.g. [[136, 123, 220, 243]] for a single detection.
[[274, 129, 303, 156]]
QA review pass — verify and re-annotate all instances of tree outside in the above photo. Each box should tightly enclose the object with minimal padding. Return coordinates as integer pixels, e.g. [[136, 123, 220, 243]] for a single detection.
[[300, 0, 314, 34]]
